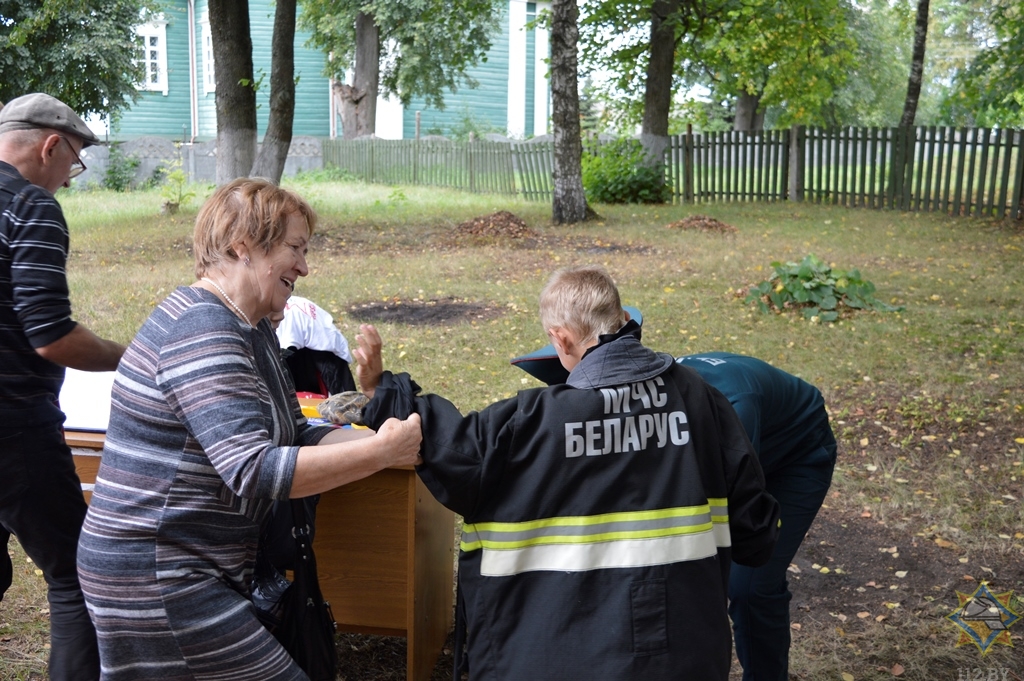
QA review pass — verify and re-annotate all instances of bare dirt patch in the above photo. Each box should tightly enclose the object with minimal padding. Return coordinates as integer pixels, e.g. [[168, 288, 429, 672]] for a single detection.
[[666, 215, 738, 234], [347, 297, 504, 326]]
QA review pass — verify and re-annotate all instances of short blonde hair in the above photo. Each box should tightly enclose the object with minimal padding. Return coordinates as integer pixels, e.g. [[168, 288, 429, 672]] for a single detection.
[[539, 265, 625, 345], [193, 178, 317, 278]]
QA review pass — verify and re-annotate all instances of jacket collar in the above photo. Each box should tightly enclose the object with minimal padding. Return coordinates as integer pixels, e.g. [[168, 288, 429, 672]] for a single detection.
[[567, 321, 674, 389]]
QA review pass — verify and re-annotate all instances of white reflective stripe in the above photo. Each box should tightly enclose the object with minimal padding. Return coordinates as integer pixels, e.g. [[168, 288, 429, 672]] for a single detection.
[[712, 521, 731, 548], [478, 529, 719, 577]]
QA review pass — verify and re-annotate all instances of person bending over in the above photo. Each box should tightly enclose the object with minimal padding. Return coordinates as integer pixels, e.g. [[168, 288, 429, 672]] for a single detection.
[[676, 352, 837, 681]]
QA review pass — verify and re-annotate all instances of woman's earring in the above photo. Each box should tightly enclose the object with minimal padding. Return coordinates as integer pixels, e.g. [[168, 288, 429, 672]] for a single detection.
[[244, 256, 251, 266]]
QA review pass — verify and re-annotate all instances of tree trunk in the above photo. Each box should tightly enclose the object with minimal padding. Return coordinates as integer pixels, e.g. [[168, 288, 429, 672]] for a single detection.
[[549, 0, 589, 225], [209, 0, 257, 185], [335, 11, 380, 139], [250, 0, 296, 184], [640, 0, 681, 165], [733, 91, 764, 131], [899, 0, 929, 128]]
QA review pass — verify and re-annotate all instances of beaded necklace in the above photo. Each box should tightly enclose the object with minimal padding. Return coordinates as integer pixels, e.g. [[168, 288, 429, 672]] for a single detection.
[[201, 277, 252, 327]]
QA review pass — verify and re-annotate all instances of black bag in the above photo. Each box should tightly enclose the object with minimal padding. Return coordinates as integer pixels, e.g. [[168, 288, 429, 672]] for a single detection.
[[252, 498, 338, 681]]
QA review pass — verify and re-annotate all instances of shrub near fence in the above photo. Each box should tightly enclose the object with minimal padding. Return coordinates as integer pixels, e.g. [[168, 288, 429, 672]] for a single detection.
[[322, 126, 1024, 220]]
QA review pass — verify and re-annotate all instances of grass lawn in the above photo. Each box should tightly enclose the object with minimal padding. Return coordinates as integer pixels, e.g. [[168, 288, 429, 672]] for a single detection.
[[2, 179, 1022, 680]]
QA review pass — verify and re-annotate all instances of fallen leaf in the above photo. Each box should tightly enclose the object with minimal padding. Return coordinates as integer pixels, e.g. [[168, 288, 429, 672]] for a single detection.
[[963, 575, 976, 581], [934, 538, 956, 548], [875, 615, 887, 622], [819, 567, 831, 574], [791, 622, 802, 630], [895, 571, 908, 578], [842, 673, 855, 681], [892, 663, 905, 676], [857, 611, 871, 618]]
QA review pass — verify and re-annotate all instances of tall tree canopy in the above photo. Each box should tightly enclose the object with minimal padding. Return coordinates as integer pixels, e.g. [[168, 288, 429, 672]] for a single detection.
[[298, 0, 502, 138], [0, 0, 154, 117], [580, 0, 856, 133], [952, 0, 1024, 126]]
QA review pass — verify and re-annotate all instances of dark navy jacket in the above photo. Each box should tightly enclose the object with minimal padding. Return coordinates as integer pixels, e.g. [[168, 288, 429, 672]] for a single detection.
[[676, 353, 837, 475], [364, 326, 780, 681]]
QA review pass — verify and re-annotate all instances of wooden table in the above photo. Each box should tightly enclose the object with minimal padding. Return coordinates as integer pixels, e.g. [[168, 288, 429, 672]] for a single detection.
[[68, 429, 455, 681]]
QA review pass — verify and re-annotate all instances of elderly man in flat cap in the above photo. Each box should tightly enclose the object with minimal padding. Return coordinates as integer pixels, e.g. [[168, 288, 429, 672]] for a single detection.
[[0, 93, 125, 681]]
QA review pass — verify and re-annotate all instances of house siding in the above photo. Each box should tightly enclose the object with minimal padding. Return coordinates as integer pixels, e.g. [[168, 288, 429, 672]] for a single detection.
[[113, 4, 193, 140], [525, 2, 536, 136], [401, 6, 511, 139], [113, 1, 545, 143], [115, 0, 328, 141]]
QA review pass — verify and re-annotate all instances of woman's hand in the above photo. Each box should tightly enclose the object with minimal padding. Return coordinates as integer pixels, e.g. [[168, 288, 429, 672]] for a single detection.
[[354, 323, 383, 399], [376, 413, 423, 467]]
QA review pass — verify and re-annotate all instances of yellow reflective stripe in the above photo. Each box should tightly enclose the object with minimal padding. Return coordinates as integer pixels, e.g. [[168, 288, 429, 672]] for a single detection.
[[461, 521, 713, 552], [466, 505, 711, 534], [461, 502, 732, 553], [708, 497, 729, 524]]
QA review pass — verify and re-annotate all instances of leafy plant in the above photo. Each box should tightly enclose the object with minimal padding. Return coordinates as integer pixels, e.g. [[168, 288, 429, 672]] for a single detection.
[[159, 159, 196, 209], [744, 254, 904, 321], [103, 145, 140, 192], [581, 138, 670, 204]]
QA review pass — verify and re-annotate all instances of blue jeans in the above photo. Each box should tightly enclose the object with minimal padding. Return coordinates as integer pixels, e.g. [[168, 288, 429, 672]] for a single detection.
[[0, 426, 100, 681], [729, 452, 835, 681]]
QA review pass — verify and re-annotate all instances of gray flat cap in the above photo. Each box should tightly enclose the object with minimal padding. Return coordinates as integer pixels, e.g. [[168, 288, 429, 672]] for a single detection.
[[0, 93, 101, 148]]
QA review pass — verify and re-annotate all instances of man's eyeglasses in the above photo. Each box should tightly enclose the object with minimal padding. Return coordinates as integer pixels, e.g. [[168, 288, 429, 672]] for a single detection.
[[59, 136, 87, 179]]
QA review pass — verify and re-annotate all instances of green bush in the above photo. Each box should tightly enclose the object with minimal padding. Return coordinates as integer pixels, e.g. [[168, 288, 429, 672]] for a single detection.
[[744, 254, 904, 322], [581, 138, 670, 204], [103, 145, 140, 192]]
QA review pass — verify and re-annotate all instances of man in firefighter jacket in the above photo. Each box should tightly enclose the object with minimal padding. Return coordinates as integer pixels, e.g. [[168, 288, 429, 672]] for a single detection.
[[355, 265, 781, 681]]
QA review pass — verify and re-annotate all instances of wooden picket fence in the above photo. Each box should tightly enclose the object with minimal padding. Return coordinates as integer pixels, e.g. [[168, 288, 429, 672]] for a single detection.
[[321, 138, 517, 195], [322, 126, 1024, 220]]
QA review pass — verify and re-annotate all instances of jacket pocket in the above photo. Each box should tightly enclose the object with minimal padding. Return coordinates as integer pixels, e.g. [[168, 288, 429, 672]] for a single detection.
[[630, 578, 668, 656]]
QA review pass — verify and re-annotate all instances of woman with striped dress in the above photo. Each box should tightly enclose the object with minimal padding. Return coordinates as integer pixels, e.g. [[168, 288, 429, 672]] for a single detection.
[[77, 178, 422, 680]]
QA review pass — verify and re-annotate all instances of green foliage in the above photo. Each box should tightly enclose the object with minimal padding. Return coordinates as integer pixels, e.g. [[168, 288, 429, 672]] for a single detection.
[[579, 0, 857, 129], [947, 0, 1024, 126], [103, 146, 140, 193], [298, 0, 503, 110], [745, 254, 903, 321], [0, 0, 158, 118], [581, 138, 670, 204], [159, 160, 196, 208]]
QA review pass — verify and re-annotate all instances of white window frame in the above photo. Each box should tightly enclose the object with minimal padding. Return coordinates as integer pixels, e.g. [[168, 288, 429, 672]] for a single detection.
[[136, 17, 169, 96], [201, 16, 215, 94]]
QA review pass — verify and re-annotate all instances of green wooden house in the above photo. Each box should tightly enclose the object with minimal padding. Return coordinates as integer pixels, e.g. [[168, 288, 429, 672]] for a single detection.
[[103, 0, 550, 142]]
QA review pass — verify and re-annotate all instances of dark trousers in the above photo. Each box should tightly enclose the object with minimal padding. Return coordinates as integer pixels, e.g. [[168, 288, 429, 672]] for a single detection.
[[729, 452, 835, 681], [0, 426, 100, 681]]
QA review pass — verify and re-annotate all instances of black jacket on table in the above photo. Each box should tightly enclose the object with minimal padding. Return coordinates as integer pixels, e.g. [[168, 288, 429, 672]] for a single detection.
[[362, 323, 780, 681]]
